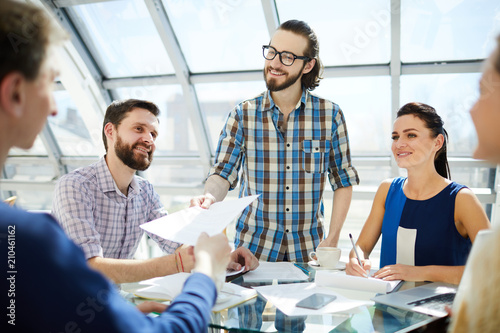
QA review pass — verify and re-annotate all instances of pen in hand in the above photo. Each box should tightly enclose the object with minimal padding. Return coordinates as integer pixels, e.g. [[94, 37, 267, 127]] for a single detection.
[[349, 233, 368, 277]]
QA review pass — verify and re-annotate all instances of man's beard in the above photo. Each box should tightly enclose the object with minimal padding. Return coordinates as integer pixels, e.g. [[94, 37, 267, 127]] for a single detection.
[[264, 65, 304, 92], [114, 135, 153, 171]]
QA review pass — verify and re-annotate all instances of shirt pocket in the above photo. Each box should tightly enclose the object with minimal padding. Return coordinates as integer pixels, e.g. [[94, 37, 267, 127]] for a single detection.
[[301, 140, 331, 173]]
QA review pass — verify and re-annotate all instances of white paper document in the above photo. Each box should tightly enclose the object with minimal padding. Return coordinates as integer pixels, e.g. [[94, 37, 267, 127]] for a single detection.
[[315, 270, 402, 294], [253, 282, 371, 316], [140, 195, 259, 245], [135, 273, 257, 312], [243, 261, 309, 282]]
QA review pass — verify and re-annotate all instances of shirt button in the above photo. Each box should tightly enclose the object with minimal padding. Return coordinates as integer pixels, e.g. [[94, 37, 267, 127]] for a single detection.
[[287, 143, 290, 147], [315, 147, 319, 151], [287, 166, 290, 170], [286, 186, 290, 190], [286, 208, 290, 212], [286, 229, 289, 233]]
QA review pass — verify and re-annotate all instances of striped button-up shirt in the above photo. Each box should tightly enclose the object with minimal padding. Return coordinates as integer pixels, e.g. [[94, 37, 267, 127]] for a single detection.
[[52, 157, 179, 260], [209, 89, 359, 262]]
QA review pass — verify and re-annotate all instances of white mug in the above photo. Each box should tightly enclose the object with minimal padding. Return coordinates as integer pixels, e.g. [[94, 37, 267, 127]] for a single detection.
[[309, 247, 341, 269]]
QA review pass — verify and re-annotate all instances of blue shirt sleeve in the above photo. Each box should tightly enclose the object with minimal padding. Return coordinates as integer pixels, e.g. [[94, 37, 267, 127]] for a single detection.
[[0, 204, 216, 333]]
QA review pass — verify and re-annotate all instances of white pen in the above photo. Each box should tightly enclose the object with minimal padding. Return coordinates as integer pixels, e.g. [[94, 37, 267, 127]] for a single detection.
[[349, 233, 368, 277]]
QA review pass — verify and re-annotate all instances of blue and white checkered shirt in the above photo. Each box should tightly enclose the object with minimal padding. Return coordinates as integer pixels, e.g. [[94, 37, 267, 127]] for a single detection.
[[209, 89, 359, 262], [52, 157, 179, 260]]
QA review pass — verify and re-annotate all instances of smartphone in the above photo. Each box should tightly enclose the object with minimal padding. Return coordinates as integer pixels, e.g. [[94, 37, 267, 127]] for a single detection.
[[295, 293, 337, 310]]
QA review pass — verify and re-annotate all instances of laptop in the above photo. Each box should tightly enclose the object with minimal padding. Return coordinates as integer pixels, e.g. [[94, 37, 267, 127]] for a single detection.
[[371, 282, 457, 317], [371, 229, 494, 317]]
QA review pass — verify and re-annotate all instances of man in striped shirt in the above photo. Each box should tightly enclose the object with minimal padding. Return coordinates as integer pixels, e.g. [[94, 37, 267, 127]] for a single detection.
[[191, 20, 359, 263], [53, 99, 258, 283]]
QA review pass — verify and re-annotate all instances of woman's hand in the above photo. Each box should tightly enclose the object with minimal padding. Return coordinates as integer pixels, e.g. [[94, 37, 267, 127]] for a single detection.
[[346, 257, 371, 277], [373, 264, 421, 281]]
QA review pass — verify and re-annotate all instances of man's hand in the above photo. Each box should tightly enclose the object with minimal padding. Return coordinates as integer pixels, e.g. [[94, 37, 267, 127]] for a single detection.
[[227, 247, 259, 272], [190, 193, 216, 209], [317, 237, 337, 248]]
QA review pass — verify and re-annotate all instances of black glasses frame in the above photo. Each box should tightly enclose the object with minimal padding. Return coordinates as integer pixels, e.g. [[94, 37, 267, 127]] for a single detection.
[[262, 45, 310, 66]]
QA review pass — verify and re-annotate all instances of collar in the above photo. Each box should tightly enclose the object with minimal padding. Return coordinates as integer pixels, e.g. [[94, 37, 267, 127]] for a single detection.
[[96, 156, 139, 197], [262, 88, 308, 113]]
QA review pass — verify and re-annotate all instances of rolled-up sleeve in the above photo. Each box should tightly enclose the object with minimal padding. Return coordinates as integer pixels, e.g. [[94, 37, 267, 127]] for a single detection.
[[328, 105, 360, 191], [208, 106, 245, 190]]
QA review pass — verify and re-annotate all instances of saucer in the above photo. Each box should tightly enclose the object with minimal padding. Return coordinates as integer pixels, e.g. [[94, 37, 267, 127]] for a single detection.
[[308, 260, 346, 270]]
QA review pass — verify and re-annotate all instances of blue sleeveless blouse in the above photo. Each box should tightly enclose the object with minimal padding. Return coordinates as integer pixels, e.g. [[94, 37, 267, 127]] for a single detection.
[[380, 177, 472, 268]]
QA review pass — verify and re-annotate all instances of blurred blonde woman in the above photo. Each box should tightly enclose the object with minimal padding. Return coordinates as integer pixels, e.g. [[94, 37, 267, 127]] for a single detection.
[[448, 35, 500, 333]]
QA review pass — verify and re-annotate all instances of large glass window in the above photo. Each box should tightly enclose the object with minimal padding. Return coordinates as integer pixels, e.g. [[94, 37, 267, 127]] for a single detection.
[[68, 0, 174, 78], [277, 0, 391, 66], [7, 137, 47, 157], [195, 81, 266, 152], [162, 0, 269, 72], [2, 162, 57, 211], [400, 73, 481, 156], [401, 0, 500, 63], [115, 85, 200, 155], [49, 90, 99, 157], [314, 76, 392, 155], [145, 164, 206, 189]]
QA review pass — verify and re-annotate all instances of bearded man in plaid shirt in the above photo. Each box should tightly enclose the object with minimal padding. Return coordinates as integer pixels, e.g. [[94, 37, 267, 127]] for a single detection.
[[191, 20, 359, 263]]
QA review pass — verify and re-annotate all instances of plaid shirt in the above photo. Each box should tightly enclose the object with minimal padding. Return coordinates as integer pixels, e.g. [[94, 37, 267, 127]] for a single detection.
[[209, 89, 359, 262], [52, 157, 179, 260]]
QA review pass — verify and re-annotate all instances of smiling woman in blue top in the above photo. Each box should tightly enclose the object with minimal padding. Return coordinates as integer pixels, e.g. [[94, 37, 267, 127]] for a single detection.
[[346, 102, 490, 285]]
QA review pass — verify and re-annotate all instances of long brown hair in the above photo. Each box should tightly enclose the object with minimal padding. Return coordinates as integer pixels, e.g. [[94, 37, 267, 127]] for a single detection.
[[397, 102, 451, 179]]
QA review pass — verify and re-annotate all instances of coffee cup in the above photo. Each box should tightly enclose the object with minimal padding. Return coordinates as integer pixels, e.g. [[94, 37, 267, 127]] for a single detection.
[[308, 247, 341, 269]]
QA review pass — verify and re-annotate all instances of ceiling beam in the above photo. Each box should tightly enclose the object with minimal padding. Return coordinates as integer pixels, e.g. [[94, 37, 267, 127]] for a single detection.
[[144, 0, 214, 173], [261, 0, 279, 38]]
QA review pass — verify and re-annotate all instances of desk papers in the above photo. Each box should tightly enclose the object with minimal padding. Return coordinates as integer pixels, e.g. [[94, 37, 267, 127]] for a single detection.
[[243, 262, 309, 282], [140, 195, 259, 245], [253, 282, 371, 316], [315, 270, 402, 294], [135, 273, 257, 312]]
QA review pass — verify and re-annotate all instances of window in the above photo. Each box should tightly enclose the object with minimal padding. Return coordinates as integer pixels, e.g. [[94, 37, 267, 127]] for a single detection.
[[68, 0, 174, 78], [277, 0, 391, 66], [162, 0, 269, 72], [401, 0, 500, 62]]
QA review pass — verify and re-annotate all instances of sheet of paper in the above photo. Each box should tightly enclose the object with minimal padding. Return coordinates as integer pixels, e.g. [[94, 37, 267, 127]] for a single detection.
[[243, 261, 309, 282], [136, 272, 191, 300], [226, 267, 245, 277], [135, 273, 257, 312], [253, 282, 371, 316], [315, 270, 402, 294], [140, 195, 259, 245]]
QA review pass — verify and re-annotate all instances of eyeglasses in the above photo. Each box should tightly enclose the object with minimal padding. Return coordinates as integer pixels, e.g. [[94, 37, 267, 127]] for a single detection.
[[262, 45, 310, 66]]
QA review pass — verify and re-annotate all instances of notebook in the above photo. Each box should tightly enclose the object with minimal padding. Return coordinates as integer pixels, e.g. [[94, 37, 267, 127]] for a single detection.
[[134, 272, 257, 312], [371, 282, 457, 317], [315, 270, 402, 294]]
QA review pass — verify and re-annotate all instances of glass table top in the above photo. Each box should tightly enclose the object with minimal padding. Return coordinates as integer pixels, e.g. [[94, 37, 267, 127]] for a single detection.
[[209, 263, 443, 333]]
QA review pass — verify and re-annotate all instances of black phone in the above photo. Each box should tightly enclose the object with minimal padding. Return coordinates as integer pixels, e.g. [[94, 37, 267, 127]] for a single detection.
[[295, 293, 337, 310]]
